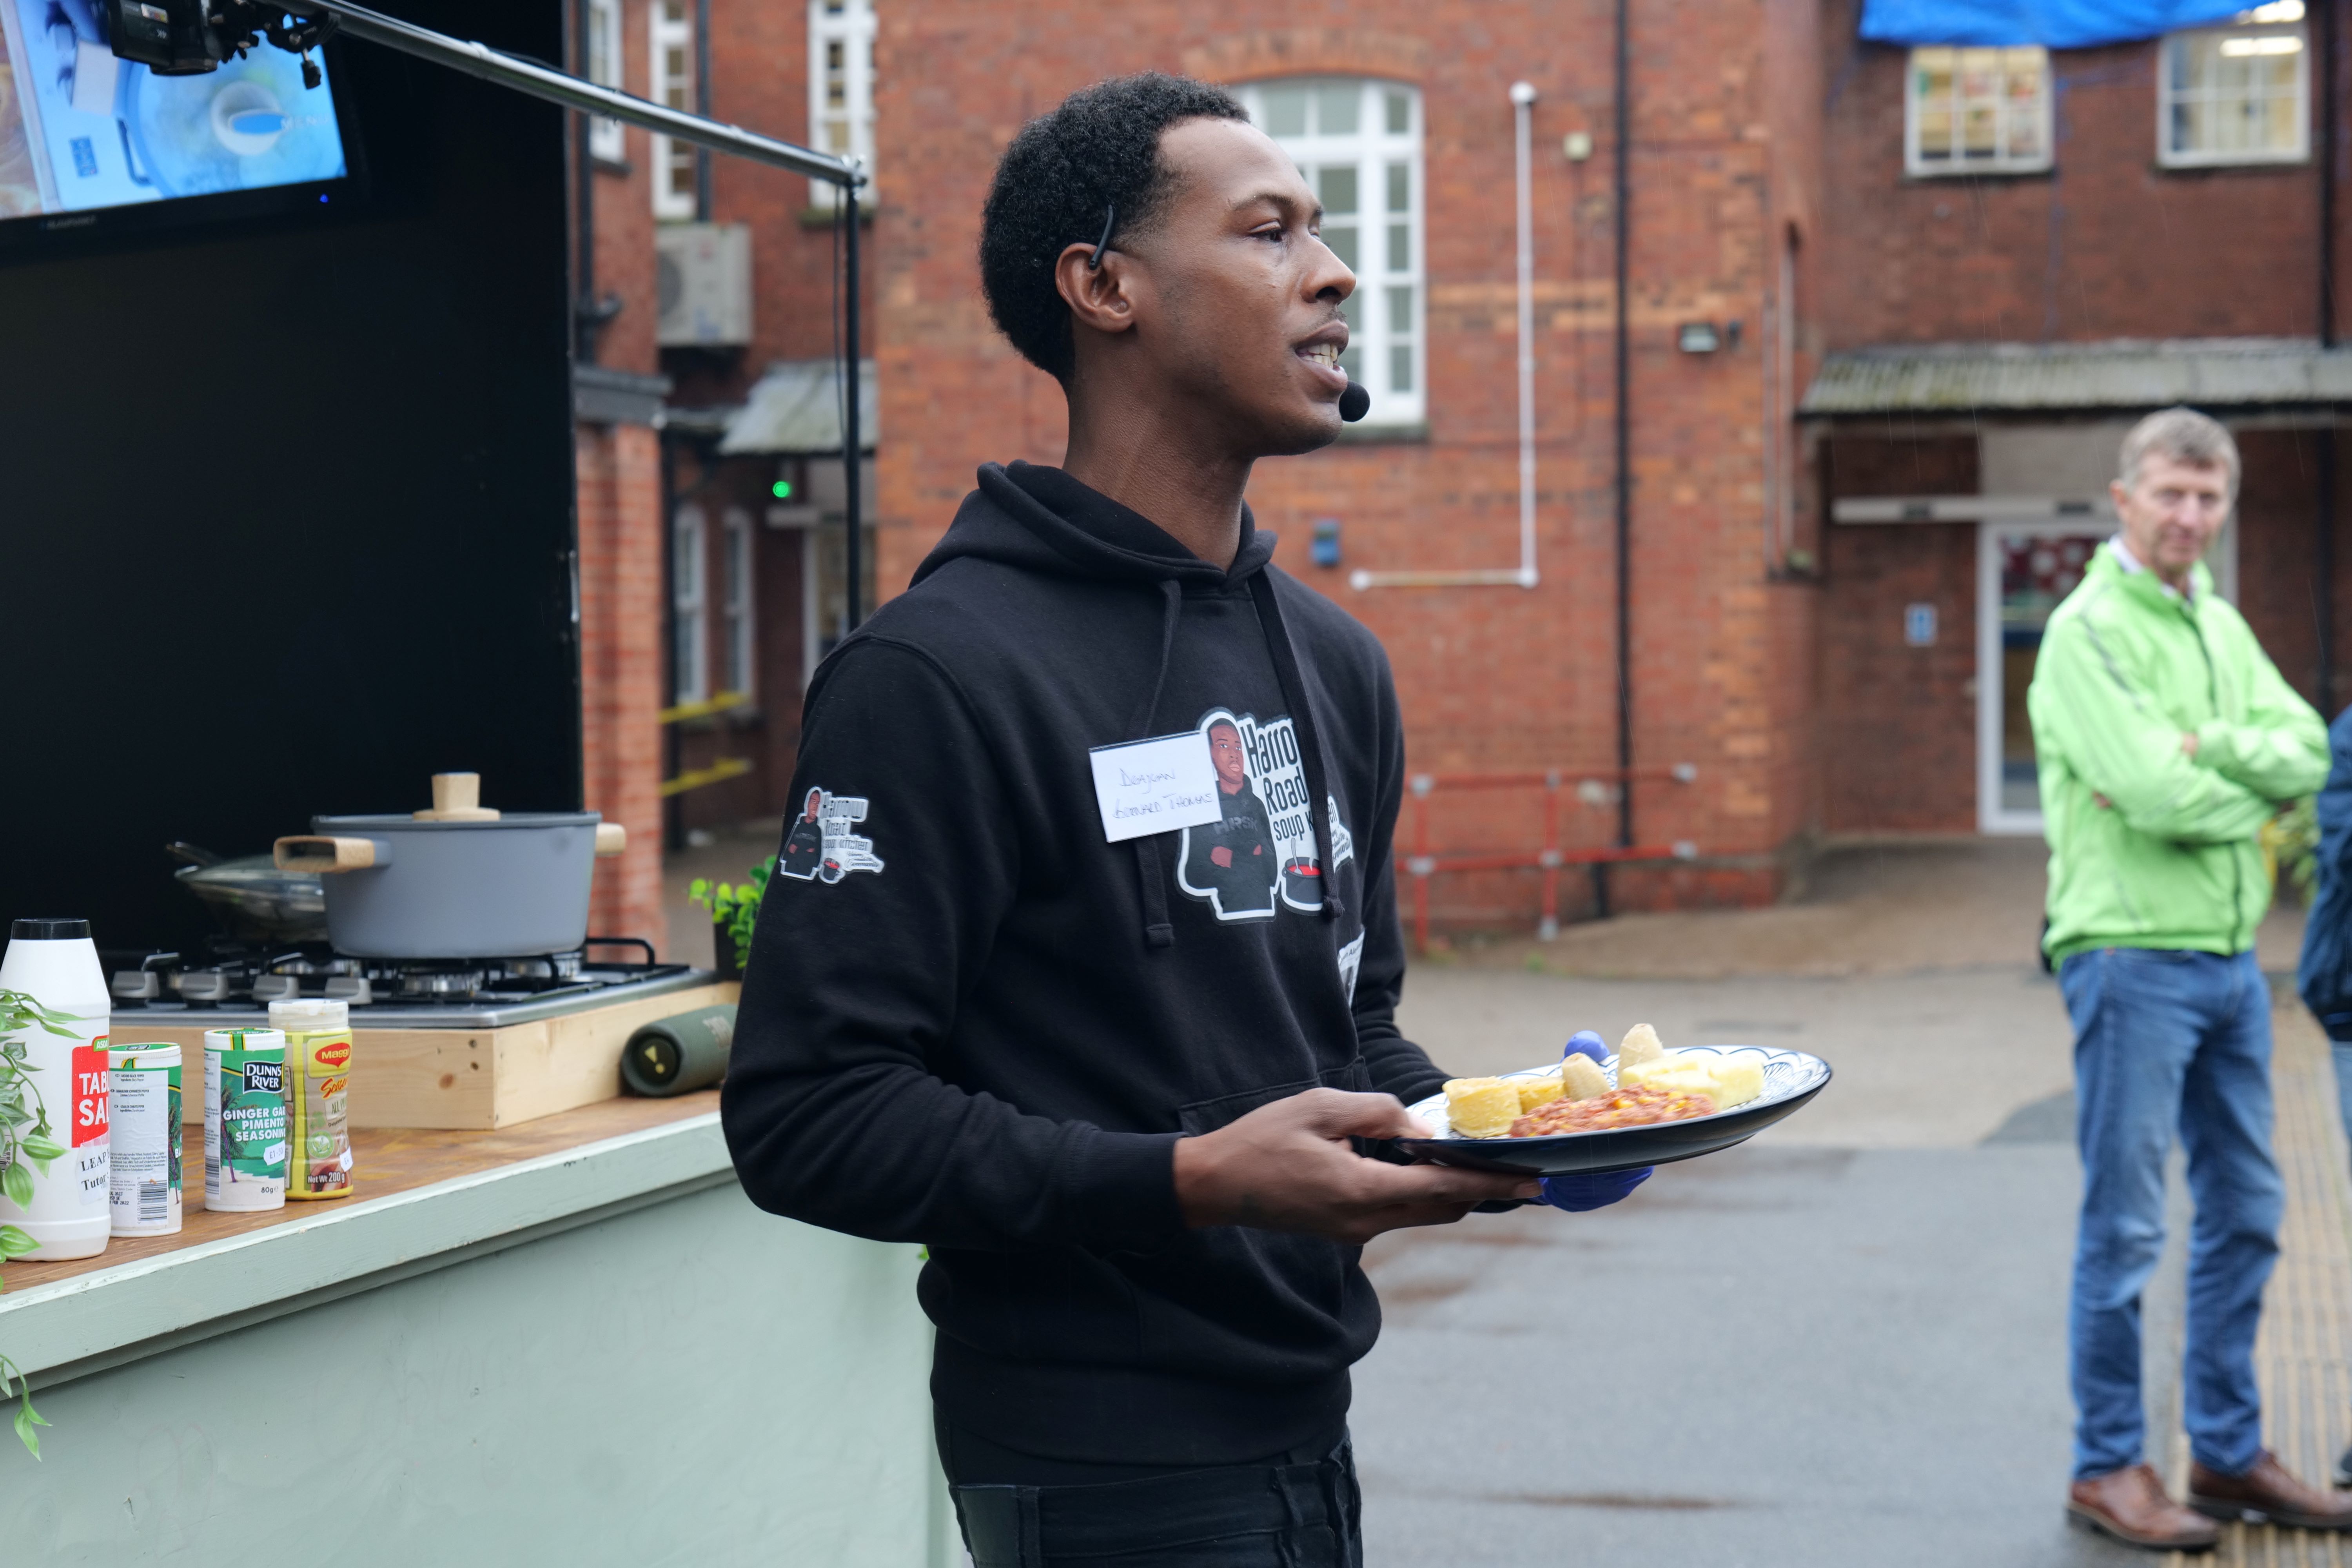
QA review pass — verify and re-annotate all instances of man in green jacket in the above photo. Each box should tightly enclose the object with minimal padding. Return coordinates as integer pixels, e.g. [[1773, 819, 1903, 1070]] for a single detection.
[[2032, 407, 2338, 1551]]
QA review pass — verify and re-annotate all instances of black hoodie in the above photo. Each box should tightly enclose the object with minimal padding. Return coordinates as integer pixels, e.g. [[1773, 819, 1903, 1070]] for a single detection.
[[721, 461, 1448, 1468]]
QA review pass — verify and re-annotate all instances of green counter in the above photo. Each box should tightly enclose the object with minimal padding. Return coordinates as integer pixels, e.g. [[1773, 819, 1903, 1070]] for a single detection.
[[0, 1112, 956, 1564]]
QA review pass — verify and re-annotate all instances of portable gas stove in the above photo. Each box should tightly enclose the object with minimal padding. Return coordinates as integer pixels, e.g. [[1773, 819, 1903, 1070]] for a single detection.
[[102, 939, 730, 1129], [106, 939, 712, 1031]]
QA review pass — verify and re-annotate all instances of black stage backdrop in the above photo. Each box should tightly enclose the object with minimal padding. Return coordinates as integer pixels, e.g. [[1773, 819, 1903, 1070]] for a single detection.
[[0, 0, 579, 959]]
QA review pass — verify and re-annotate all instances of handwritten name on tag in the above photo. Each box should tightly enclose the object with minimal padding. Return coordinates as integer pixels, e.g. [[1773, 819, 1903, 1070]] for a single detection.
[[1089, 731, 1223, 844]]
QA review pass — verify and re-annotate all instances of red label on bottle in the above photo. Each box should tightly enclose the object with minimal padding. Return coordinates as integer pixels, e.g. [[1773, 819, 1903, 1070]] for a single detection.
[[71, 1043, 109, 1147]]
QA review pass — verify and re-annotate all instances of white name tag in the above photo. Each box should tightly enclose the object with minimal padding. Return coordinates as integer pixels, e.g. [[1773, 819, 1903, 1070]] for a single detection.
[[1089, 731, 1223, 843]]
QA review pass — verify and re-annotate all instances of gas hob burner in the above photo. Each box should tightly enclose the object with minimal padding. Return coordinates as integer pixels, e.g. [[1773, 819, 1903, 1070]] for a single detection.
[[396, 966, 488, 998], [106, 939, 695, 1022]]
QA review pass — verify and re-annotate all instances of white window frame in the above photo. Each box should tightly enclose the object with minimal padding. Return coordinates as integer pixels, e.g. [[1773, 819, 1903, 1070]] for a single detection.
[[586, 0, 625, 164], [650, 0, 697, 220], [673, 504, 708, 704], [1975, 515, 2239, 835], [1904, 46, 2054, 178], [808, 0, 877, 207], [2157, 12, 2310, 169], [1238, 78, 1425, 429], [722, 508, 755, 699]]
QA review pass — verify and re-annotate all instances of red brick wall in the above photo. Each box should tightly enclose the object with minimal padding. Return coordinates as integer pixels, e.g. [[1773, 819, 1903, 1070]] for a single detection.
[[667, 2, 878, 407], [1815, 0, 2334, 350], [577, 423, 670, 952], [871, 0, 1819, 927], [2234, 426, 2352, 713], [1816, 431, 1980, 833]]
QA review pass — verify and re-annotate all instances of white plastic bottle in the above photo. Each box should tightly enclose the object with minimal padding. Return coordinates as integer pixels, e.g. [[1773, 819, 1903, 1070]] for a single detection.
[[0, 918, 112, 1260]]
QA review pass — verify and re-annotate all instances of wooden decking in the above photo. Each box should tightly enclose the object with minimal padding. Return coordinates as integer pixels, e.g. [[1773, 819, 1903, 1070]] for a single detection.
[[2168, 1004, 2352, 1566]]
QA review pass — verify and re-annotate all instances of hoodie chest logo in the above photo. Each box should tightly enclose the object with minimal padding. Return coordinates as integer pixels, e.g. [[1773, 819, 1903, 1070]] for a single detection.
[[775, 788, 885, 885], [1175, 708, 1328, 921]]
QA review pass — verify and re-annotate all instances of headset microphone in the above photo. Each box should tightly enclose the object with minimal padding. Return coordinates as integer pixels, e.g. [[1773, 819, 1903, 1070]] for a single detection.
[[1338, 382, 1370, 423]]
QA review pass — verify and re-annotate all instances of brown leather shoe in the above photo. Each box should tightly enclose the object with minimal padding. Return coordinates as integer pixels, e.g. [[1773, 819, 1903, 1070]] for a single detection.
[[2189, 1450, 2352, 1529], [2067, 1465, 2221, 1551]]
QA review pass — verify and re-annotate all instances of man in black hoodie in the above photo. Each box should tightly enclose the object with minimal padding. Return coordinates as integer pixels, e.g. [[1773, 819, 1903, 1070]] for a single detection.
[[722, 73, 1644, 1566]]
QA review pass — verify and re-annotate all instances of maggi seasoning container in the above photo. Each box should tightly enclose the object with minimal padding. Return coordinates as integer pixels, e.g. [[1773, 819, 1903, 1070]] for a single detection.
[[0, 918, 111, 1259], [107, 1044, 182, 1236], [205, 1028, 288, 1212], [271, 999, 354, 1200]]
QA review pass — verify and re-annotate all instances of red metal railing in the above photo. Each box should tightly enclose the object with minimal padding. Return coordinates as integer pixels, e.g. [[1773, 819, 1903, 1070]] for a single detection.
[[1403, 764, 1699, 951]]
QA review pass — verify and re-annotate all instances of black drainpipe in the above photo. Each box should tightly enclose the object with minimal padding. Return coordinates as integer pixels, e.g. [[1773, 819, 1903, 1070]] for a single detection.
[[2322, 0, 2340, 715], [693, 0, 713, 223], [1603, 0, 1634, 917], [660, 436, 683, 851]]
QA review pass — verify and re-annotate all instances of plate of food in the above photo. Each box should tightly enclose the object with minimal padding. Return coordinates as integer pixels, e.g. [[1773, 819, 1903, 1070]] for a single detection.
[[1396, 1024, 1832, 1176]]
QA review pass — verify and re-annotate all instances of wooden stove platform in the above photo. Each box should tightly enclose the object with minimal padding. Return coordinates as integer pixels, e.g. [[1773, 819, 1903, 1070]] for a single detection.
[[113, 982, 738, 1130]]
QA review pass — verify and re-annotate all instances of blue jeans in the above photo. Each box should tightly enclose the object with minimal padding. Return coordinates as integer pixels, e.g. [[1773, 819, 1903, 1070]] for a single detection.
[[2060, 947, 2283, 1481]]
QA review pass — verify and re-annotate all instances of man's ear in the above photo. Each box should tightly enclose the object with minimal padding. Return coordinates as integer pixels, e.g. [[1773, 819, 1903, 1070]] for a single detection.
[[1054, 241, 1140, 341]]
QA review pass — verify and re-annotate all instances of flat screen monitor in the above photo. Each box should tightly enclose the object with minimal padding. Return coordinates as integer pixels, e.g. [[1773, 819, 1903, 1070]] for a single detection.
[[0, 0, 359, 250]]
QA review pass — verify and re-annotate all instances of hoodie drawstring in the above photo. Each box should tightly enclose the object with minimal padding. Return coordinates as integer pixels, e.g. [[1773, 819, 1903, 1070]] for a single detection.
[[1129, 579, 1185, 949], [1248, 572, 1343, 924]]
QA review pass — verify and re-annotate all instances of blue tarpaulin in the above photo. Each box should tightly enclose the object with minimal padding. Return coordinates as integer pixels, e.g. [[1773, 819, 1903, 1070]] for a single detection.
[[1860, 0, 2263, 49]]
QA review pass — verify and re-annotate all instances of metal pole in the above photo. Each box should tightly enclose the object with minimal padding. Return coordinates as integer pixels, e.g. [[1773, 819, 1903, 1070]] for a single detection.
[[1511, 82, 1539, 591], [284, 0, 860, 186], [843, 181, 864, 632]]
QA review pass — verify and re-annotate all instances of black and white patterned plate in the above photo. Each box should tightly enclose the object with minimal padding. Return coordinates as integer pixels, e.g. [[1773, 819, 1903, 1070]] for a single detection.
[[1396, 1046, 1833, 1176]]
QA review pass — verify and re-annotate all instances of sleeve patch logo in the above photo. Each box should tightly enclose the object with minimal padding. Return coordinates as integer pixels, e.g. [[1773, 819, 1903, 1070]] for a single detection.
[[776, 787, 885, 884]]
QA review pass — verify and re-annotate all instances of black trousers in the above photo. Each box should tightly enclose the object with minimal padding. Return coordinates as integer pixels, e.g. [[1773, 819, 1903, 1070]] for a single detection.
[[946, 1435, 1364, 1567]]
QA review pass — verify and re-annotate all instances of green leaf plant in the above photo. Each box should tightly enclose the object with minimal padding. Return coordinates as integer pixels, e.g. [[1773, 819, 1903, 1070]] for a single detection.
[[688, 857, 775, 973], [0, 987, 80, 1458]]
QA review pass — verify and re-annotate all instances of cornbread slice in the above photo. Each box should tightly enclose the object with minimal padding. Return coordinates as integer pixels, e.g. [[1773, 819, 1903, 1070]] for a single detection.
[[1514, 1073, 1565, 1112], [1559, 1053, 1610, 1100], [1618, 1053, 1765, 1110], [1617, 1022, 1666, 1066], [1704, 1055, 1766, 1110], [1443, 1078, 1522, 1139], [1615, 1056, 1700, 1094]]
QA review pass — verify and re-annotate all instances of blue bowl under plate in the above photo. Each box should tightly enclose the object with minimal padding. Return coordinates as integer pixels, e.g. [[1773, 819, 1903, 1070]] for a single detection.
[[1395, 1046, 1833, 1176]]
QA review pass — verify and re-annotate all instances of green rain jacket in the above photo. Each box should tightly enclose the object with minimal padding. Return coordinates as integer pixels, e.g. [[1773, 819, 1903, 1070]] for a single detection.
[[2030, 543, 2328, 965]]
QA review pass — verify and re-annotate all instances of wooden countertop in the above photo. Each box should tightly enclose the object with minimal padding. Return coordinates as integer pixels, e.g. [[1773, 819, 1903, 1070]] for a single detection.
[[6, 1091, 721, 1293]]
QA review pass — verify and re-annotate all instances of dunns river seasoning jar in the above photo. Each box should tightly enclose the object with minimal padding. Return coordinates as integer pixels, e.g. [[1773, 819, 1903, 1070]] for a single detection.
[[205, 1028, 287, 1213]]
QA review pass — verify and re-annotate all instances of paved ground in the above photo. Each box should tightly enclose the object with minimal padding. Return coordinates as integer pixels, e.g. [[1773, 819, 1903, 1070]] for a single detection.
[[1349, 840, 2334, 1567], [660, 826, 2347, 1564]]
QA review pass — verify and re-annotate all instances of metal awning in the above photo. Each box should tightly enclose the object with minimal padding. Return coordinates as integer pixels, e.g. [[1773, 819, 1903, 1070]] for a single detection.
[[718, 359, 878, 456], [1799, 338, 2352, 417]]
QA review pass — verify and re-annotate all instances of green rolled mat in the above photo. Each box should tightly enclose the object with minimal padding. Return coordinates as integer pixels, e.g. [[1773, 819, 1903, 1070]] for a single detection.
[[620, 1004, 736, 1097]]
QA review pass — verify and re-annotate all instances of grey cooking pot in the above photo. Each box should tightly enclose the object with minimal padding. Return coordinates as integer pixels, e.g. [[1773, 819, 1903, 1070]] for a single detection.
[[273, 774, 626, 959]]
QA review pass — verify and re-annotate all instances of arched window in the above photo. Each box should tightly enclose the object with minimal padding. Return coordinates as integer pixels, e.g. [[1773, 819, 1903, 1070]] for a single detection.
[[722, 508, 755, 698], [1236, 78, 1425, 428], [673, 504, 708, 703]]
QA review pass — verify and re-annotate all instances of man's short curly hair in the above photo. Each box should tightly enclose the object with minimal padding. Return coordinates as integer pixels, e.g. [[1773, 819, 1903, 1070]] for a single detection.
[[979, 73, 1250, 383]]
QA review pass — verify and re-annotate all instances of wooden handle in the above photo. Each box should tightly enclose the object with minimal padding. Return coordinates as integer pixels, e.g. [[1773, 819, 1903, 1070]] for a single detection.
[[274, 835, 388, 873], [595, 822, 628, 857], [414, 771, 499, 821]]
